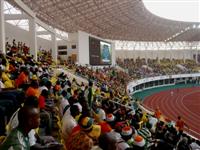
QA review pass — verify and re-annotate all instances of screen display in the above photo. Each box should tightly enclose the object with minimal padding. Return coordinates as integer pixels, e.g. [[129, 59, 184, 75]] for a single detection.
[[89, 36, 112, 65], [100, 41, 111, 64]]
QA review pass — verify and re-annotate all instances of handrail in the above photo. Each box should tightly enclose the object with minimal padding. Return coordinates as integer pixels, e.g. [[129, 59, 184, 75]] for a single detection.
[[127, 74, 200, 140], [127, 73, 200, 95]]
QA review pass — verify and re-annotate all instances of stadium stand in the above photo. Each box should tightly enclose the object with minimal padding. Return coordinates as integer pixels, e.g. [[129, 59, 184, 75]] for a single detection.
[[0, 0, 200, 150]]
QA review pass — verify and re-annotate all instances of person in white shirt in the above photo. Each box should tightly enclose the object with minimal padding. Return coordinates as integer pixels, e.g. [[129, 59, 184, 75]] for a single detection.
[[59, 95, 70, 117], [148, 116, 158, 133], [190, 139, 200, 150], [61, 104, 80, 141], [7, 96, 56, 148], [7, 96, 39, 146]]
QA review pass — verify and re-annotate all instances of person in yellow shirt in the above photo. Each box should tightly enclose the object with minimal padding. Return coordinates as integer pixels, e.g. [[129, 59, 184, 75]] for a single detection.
[[1, 71, 14, 88], [141, 112, 148, 124]]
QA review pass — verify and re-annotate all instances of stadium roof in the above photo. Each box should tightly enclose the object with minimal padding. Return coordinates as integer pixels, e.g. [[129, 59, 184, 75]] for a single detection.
[[8, 0, 200, 41]]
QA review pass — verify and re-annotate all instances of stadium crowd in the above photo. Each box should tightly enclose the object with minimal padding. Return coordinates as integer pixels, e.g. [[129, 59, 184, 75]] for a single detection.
[[116, 58, 200, 79], [0, 40, 199, 150]]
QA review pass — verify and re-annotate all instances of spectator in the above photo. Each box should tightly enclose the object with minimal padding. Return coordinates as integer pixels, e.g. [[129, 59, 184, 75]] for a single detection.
[[15, 67, 29, 88], [65, 131, 93, 150], [1, 106, 40, 149], [79, 116, 101, 141], [26, 80, 40, 98], [176, 137, 192, 150], [85, 80, 94, 110], [62, 104, 80, 141], [190, 139, 200, 150]]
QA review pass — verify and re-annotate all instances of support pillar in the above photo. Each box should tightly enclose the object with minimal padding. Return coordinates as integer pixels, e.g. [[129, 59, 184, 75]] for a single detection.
[[196, 50, 198, 63], [0, 0, 6, 54], [145, 52, 148, 65], [51, 33, 57, 64], [29, 18, 37, 61], [183, 52, 186, 63]]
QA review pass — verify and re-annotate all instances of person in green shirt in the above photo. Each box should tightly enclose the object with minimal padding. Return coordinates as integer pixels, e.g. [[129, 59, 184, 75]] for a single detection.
[[1, 106, 40, 150]]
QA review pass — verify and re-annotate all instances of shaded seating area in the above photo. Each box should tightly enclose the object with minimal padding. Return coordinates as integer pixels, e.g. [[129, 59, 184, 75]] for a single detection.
[[0, 40, 199, 150]]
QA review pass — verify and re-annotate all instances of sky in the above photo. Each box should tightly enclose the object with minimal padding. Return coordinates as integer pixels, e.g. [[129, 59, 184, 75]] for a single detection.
[[143, 0, 200, 22]]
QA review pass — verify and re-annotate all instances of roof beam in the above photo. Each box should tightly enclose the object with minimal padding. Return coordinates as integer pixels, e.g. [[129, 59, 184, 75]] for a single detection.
[[12, 0, 68, 41], [13, 0, 53, 33], [13, 0, 35, 18], [35, 18, 54, 34], [54, 34, 67, 41], [37, 30, 68, 41], [37, 31, 49, 35], [5, 14, 30, 20]]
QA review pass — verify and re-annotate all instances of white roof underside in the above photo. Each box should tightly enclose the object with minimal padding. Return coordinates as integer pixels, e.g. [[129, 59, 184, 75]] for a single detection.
[[7, 0, 200, 42], [4, 1, 68, 41]]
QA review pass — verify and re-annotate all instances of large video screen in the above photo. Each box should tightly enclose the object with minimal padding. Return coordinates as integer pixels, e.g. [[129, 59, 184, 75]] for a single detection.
[[89, 36, 112, 65], [100, 41, 111, 64]]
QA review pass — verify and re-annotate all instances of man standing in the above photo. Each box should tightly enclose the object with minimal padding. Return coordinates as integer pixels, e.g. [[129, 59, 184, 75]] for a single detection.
[[176, 116, 189, 136], [154, 107, 162, 119], [86, 81, 94, 111]]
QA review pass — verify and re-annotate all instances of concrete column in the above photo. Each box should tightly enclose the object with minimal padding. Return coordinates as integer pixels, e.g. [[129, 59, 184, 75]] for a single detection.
[[170, 51, 173, 61], [0, 0, 6, 54], [196, 50, 198, 63], [145, 52, 148, 64], [157, 52, 160, 63], [51, 33, 57, 64], [29, 18, 37, 61], [183, 52, 185, 63]]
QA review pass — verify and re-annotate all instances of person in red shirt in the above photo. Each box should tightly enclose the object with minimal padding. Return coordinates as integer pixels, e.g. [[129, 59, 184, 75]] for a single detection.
[[38, 89, 48, 109], [154, 107, 162, 119], [26, 80, 40, 98], [15, 68, 29, 88], [176, 116, 189, 136]]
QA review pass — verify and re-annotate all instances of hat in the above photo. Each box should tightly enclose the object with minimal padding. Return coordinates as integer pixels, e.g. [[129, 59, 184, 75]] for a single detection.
[[128, 110, 135, 116], [88, 125, 101, 139], [80, 117, 94, 130], [55, 85, 61, 91], [74, 103, 82, 113], [93, 101, 101, 108], [42, 77, 49, 85], [98, 109, 106, 121], [98, 121, 112, 134], [106, 114, 115, 122], [38, 68, 43, 72], [80, 117, 101, 139], [121, 126, 133, 136], [134, 135, 145, 147], [32, 75, 38, 80]]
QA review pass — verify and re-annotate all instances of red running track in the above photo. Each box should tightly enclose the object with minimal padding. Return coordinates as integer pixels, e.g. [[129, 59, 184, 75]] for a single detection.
[[143, 87, 200, 139]]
